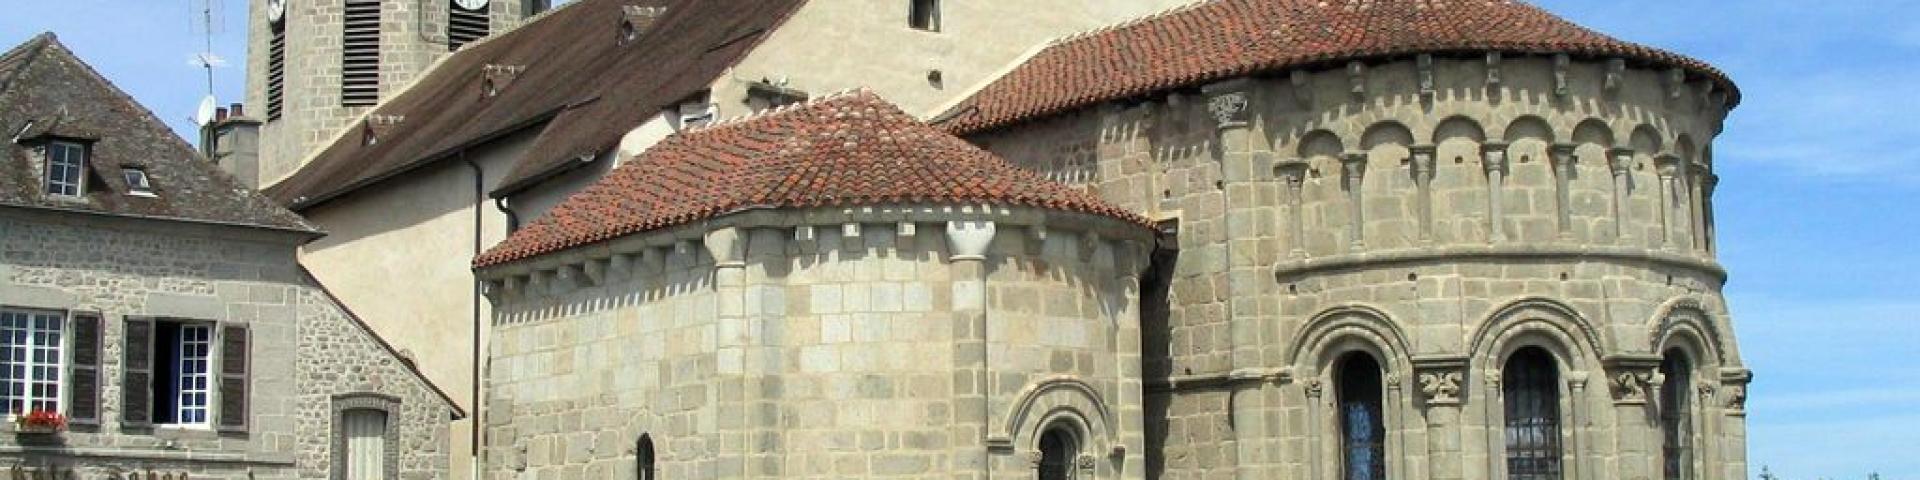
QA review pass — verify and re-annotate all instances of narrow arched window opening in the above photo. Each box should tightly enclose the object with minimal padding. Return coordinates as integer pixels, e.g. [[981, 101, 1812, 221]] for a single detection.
[[1038, 426, 1079, 480], [1336, 353, 1387, 480], [636, 434, 656, 480], [1504, 347, 1563, 479], [1661, 350, 1695, 480]]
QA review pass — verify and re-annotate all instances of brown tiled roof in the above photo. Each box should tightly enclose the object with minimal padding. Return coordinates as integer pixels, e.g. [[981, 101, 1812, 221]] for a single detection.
[[935, 0, 1739, 134], [266, 0, 808, 209], [0, 34, 315, 232], [474, 90, 1149, 268]]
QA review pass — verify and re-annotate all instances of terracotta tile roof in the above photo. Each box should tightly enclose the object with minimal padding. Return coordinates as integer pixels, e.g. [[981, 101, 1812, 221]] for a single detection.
[[0, 34, 315, 232], [474, 90, 1149, 268], [934, 0, 1738, 134], [265, 0, 808, 209]]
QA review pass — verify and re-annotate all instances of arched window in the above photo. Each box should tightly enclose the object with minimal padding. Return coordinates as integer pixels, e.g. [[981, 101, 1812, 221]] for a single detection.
[[1037, 427, 1078, 480], [636, 434, 656, 480], [1661, 350, 1695, 480], [1336, 353, 1387, 480], [1504, 347, 1563, 479]]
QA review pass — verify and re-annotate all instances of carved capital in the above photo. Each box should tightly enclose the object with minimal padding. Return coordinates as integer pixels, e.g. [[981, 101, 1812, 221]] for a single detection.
[[1607, 147, 1636, 175], [1409, 145, 1438, 176], [1411, 355, 1468, 406], [1609, 370, 1655, 404], [1303, 378, 1324, 399], [1481, 142, 1510, 173], [1077, 454, 1097, 470], [1549, 143, 1578, 170]]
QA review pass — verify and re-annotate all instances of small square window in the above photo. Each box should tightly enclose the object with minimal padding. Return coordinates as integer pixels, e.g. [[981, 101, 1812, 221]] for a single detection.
[[123, 168, 156, 197], [909, 0, 940, 32]]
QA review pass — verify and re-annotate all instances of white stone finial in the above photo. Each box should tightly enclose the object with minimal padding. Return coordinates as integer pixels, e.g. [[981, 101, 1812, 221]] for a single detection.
[[945, 221, 997, 261]]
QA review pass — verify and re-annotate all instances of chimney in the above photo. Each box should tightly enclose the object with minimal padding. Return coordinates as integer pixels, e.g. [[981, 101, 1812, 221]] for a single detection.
[[620, 6, 668, 44], [204, 102, 264, 188]]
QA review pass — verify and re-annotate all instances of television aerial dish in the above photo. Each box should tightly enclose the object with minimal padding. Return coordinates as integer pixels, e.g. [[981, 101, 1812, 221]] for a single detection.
[[193, 94, 218, 126]]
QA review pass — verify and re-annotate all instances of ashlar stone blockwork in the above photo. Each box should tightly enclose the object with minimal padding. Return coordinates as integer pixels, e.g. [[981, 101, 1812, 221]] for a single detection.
[[972, 55, 1750, 480]]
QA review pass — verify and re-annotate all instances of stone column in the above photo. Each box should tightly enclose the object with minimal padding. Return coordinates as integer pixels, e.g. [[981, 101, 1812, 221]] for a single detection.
[[1111, 241, 1149, 479], [1341, 151, 1369, 251], [1204, 78, 1268, 479], [1279, 159, 1309, 258], [1549, 143, 1578, 241], [1607, 361, 1661, 480], [1608, 148, 1636, 242], [1481, 142, 1510, 243], [1566, 372, 1591, 480], [1689, 161, 1711, 254], [1701, 173, 1720, 255], [703, 227, 755, 477], [946, 220, 996, 479], [1414, 357, 1468, 480], [1410, 145, 1438, 244], [1655, 156, 1684, 251]]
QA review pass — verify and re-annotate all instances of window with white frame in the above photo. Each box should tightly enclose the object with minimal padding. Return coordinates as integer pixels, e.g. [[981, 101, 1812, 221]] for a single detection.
[[44, 140, 86, 197], [0, 310, 63, 415], [122, 318, 247, 431], [150, 321, 214, 425]]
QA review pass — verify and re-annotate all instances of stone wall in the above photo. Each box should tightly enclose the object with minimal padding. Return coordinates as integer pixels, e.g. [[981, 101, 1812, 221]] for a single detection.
[[0, 207, 454, 479], [971, 54, 1751, 479], [481, 208, 1152, 479]]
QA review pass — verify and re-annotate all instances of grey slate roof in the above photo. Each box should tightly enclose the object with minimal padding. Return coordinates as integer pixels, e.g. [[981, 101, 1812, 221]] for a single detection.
[[0, 33, 315, 232]]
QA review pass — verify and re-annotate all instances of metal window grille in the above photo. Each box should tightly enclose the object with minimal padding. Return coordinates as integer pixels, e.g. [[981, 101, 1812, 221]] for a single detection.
[[0, 310, 63, 415], [341, 0, 382, 106], [1338, 354, 1387, 480], [1504, 348, 1563, 479], [1661, 352, 1694, 480]]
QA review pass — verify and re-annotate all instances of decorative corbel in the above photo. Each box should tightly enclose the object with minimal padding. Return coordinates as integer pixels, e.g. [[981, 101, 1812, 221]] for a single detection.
[[1026, 225, 1048, 255], [1203, 79, 1254, 130], [1078, 232, 1101, 263], [896, 221, 917, 239], [704, 227, 745, 268], [1485, 52, 1504, 87], [481, 279, 506, 303], [1604, 58, 1627, 95], [1416, 54, 1436, 102], [1665, 68, 1688, 99], [1554, 54, 1573, 97], [841, 223, 862, 252], [793, 225, 817, 244], [945, 221, 997, 262], [1720, 368, 1752, 415], [554, 264, 582, 292], [1347, 61, 1368, 101], [581, 258, 606, 286], [1290, 70, 1313, 109]]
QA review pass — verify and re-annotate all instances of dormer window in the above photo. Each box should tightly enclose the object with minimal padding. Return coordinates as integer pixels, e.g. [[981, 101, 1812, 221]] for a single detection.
[[44, 140, 87, 197], [908, 0, 940, 32], [122, 167, 155, 197]]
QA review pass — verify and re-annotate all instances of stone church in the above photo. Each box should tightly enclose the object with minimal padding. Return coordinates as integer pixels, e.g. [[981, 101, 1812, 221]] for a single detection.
[[227, 0, 1749, 478]]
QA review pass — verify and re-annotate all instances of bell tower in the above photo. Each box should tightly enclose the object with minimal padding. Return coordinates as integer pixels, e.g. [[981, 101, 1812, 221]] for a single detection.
[[241, 0, 532, 188]]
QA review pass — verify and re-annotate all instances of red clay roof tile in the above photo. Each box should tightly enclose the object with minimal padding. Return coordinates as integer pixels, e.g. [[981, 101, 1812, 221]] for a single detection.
[[473, 90, 1148, 268], [934, 0, 1737, 134]]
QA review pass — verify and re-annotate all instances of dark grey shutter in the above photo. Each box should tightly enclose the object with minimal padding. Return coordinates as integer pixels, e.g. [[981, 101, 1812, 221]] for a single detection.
[[120, 317, 154, 427], [65, 311, 102, 425], [217, 324, 250, 433]]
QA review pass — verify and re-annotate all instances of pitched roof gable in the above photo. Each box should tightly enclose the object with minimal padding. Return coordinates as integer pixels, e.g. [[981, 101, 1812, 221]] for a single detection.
[[474, 90, 1148, 268], [0, 34, 315, 232], [266, 0, 808, 209], [935, 0, 1738, 134]]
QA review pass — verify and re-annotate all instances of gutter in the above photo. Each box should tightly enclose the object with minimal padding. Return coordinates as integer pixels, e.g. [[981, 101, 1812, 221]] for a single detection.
[[461, 153, 486, 475]]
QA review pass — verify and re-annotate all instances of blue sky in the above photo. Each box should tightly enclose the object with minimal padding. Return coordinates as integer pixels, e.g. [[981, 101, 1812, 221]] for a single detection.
[[4, 1, 1916, 477]]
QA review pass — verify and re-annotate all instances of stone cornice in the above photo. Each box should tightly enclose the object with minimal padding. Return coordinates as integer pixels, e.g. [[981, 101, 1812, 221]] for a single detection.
[[1273, 244, 1727, 283]]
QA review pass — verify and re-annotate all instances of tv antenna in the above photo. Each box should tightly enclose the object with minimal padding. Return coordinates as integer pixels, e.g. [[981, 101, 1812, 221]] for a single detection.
[[187, 0, 227, 126]]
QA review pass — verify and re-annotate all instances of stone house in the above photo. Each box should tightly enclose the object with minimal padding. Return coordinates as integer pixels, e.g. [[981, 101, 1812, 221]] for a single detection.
[[934, 0, 1752, 479], [0, 34, 459, 479], [236, 0, 1186, 475]]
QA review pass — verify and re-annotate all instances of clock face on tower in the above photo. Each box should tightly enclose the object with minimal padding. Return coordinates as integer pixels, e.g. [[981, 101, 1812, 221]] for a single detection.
[[454, 0, 489, 11], [267, 0, 286, 24]]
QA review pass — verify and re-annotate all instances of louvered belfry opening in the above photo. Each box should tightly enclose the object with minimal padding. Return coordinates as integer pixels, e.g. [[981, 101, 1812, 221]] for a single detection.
[[449, 1, 490, 51], [341, 0, 382, 106], [267, 20, 286, 120]]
